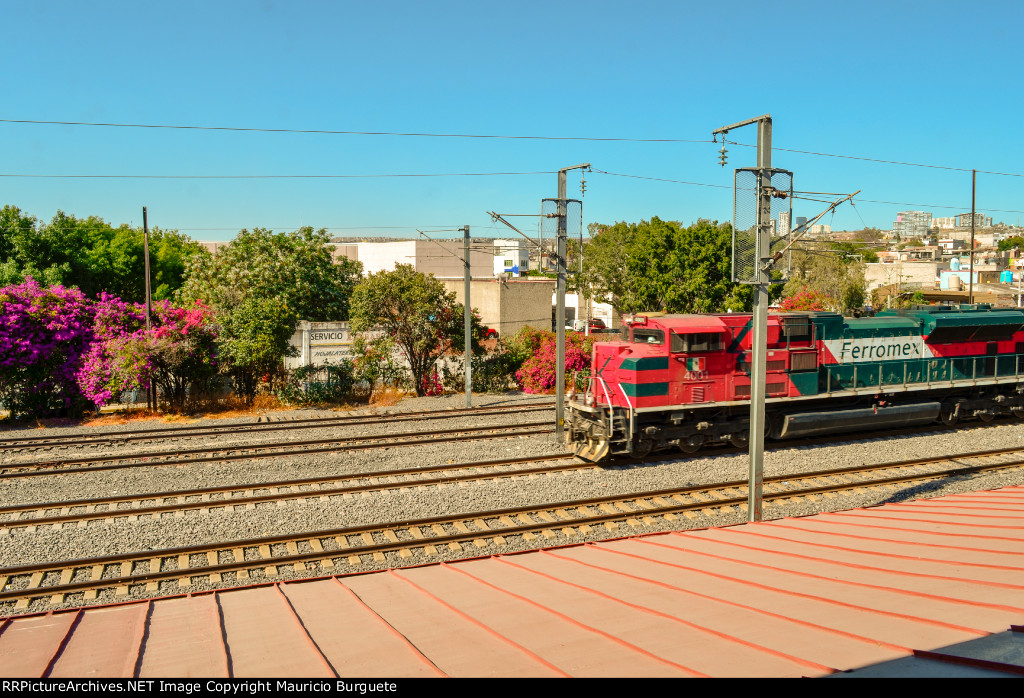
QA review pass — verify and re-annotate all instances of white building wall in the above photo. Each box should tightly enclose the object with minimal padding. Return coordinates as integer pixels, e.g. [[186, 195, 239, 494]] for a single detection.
[[491, 239, 530, 277], [356, 241, 418, 275]]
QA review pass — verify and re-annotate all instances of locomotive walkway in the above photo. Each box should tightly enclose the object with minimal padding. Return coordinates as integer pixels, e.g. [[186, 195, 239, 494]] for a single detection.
[[2, 485, 1022, 678]]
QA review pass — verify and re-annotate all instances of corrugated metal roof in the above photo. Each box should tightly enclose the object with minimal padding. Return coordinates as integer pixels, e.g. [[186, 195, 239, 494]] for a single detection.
[[1, 486, 1022, 678]]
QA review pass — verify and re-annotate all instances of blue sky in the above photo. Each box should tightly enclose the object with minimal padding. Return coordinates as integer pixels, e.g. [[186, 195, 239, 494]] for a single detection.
[[2, 0, 1022, 241]]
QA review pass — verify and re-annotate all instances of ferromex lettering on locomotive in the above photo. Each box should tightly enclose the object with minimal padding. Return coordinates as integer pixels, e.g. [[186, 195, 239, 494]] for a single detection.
[[824, 336, 928, 363], [566, 305, 1024, 462]]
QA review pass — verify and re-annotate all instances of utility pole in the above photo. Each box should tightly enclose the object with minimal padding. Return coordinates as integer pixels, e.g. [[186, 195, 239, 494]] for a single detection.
[[143, 207, 154, 411], [969, 169, 976, 305], [462, 225, 472, 407], [418, 229, 474, 406], [713, 115, 772, 522], [555, 163, 589, 444]]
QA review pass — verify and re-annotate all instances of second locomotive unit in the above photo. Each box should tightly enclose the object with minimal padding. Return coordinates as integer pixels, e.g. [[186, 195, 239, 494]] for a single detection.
[[566, 305, 1024, 461]]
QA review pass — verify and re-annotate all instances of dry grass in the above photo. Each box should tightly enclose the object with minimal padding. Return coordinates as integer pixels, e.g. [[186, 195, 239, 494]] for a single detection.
[[369, 387, 406, 407], [4, 389, 412, 430]]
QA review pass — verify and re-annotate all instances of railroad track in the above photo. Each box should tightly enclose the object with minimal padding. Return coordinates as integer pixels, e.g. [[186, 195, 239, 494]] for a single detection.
[[0, 421, 555, 478], [4, 446, 1023, 612], [7, 440, 1024, 530], [0, 401, 554, 452], [0, 453, 581, 529]]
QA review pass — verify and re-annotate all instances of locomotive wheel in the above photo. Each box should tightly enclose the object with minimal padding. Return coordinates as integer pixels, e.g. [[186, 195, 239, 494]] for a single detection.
[[977, 410, 996, 423], [1013, 407, 1024, 419], [940, 403, 960, 426], [678, 434, 705, 453], [633, 438, 654, 458], [729, 432, 749, 449]]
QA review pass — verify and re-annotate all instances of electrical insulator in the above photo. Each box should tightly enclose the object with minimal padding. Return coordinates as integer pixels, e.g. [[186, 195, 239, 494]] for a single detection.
[[718, 145, 728, 167], [580, 177, 587, 196]]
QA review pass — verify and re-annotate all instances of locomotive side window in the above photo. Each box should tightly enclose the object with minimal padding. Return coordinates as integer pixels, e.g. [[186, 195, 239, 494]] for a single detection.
[[670, 332, 724, 353], [632, 328, 665, 345]]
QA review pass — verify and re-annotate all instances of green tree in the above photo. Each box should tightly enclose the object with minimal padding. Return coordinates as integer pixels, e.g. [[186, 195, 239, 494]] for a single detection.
[[0, 207, 207, 302], [178, 227, 362, 400], [349, 264, 480, 396], [784, 244, 867, 313], [576, 218, 755, 314], [218, 297, 298, 402], [998, 236, 1024, 252], [179, 227, 361, 321]]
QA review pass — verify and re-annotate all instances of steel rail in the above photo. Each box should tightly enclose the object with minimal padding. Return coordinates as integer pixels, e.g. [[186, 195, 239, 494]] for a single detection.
[[0, 454, 579, 528], [0, 422, 555, 478], [0, 402, 555, 450], [3, 451, 1022, 610], [5, 441, 1024, 529]]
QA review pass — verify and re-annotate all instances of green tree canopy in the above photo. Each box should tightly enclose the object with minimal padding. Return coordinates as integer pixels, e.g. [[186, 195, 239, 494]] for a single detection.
[[349, 264, 480, 396], [783, 243, 867, 313], [177, 227, 362, 400], [998, 236, 1024, 252], [178, 227, 361, 321], [0, 206, 208, 302], [575, 218, 754, 314]]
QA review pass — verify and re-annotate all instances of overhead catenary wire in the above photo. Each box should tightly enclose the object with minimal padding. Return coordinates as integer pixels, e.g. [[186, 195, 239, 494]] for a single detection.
[[6, 116, 1024, 178], [0, 118, 710, 144], [0, 171, 554, 179]]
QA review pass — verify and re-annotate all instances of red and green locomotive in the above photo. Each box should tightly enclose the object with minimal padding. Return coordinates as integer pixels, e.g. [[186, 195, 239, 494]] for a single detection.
[[566, 305, 1024, 461]]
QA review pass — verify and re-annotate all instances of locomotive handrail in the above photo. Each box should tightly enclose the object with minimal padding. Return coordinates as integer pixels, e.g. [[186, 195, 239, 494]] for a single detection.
[[596, 375, 615, 434], [617, 382, 635, 443]]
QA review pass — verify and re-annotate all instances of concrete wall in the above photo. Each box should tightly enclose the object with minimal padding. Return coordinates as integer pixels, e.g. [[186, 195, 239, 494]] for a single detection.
[[415, 240, 494, 279], [865, 261, 939, 293], [442, 278, 556, 339]]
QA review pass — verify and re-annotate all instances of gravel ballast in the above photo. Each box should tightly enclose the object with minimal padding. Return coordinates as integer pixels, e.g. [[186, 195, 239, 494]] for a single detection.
[[2, 391, 1024, 613]]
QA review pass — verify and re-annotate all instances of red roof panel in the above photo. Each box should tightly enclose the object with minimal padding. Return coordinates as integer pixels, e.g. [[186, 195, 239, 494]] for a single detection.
[[1, 486, 1022, 678]]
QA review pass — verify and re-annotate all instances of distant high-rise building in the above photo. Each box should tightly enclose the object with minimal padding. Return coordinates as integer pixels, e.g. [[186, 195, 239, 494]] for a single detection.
[[933, 217, 956, 229], [779, 211, 791, 237], [893, 211, 932, 238], [794, 216, 808, 230], [956, 212, 993, 228]]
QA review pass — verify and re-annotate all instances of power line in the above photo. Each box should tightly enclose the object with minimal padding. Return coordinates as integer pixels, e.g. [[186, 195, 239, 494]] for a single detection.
[[0, 118, 709, 144], [591, 169, 731, 189], [0, 171, 553, 179], [7, 116, 1024, 177], [727, 140, 1024, 179]]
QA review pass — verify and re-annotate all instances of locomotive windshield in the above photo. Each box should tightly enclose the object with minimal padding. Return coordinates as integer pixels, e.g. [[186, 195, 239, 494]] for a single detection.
[[670, 332, 724, 353], [632, 328, 665, 344]]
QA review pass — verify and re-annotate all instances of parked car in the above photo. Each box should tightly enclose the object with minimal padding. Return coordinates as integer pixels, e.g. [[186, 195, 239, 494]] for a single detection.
[[572, 318, 607, 332], [482, 327, 499, 340]]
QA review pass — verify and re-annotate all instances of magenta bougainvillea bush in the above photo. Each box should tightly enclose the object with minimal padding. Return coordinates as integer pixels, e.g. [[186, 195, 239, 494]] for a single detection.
[[0, 278, 220, 418], [515, 330, 594, 394], [0, 278, 97, 417], [78, 299, 219, 410], [76, 293, 148, 407]]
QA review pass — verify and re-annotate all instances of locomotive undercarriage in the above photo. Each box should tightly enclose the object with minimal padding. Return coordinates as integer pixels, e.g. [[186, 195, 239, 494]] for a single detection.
[[566, 381, 1024, 462]]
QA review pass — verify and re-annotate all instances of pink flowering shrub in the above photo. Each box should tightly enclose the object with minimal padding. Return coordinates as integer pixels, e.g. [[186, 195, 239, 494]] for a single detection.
[[75, 296, 219, 410], [778, 288, 829, 312], [515, 331, 594, 394], [420, 369, 444, 397], [76, 294, 148, 406], [0, 278, 97, 417], [0, 276, 221, 417], [116, 300, 220, 409]]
